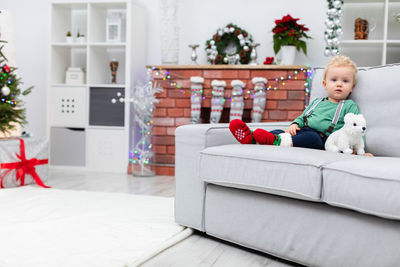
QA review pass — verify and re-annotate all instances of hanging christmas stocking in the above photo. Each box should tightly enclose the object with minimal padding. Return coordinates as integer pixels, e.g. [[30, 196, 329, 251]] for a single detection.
[[210, 80, 226, 124], [229, 80, 245, 122], [251, 77, 268, 123], [190, 76, 204, 124]]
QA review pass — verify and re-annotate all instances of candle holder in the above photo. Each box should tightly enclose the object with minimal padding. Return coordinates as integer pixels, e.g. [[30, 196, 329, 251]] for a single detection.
[[109, 59, 119, 84], [188, 44, 199, 65], [249, 43, 260, 65]]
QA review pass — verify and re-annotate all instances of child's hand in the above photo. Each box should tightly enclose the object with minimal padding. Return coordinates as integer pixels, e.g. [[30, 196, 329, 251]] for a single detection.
[[285, 124, 300, 136], [352, 150, 374, 157]]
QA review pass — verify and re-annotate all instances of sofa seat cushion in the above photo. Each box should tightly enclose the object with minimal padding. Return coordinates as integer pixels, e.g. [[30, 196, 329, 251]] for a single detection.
[[200, 144, 353, 202], [322, 156, 400, 220]]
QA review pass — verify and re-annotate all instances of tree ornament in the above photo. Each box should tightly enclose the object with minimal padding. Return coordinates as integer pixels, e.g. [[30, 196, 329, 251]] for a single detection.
[[1, 85, 10, 96], [2, 64, 11, 73], [333, 0, 342, 8]]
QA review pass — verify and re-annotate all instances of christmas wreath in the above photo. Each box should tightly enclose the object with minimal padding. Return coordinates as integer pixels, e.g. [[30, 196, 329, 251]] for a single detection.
[[205, 23, 253, 65]]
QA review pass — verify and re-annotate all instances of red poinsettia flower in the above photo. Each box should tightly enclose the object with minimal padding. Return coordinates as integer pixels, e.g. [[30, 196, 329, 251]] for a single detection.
[[281, 14, 299, 23], [271, 14, 312, 55]]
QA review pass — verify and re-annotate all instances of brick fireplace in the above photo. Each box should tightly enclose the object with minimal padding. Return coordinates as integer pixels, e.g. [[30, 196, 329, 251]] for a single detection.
[[146, 65, 309, 176]]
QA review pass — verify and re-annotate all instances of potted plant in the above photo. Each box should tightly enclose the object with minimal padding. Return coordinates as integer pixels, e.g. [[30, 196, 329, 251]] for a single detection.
[[272, 14, 311, 65], [77, 31, 86, 43], [66, 31, 73, 43]]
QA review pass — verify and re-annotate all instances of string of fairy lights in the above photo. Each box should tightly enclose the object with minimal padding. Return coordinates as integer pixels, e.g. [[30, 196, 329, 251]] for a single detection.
[[146, 66, 313, 106], [1, 64, 16, 105]]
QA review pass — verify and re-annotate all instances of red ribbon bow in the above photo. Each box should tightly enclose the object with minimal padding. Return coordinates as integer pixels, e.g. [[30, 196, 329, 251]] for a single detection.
[[0, 139, 50, 188]]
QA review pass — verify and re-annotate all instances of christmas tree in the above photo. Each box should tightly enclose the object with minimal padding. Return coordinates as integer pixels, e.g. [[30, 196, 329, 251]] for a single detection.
[[0, 40, 32, 134]]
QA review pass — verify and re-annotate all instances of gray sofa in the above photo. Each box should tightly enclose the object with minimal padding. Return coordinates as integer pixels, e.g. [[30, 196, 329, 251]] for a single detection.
[[174, 64, 400, 267]]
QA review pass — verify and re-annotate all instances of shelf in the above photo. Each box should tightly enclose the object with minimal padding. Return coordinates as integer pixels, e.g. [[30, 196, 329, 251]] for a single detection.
[[89, 84, 126, 88], [341, 40, 385, 46], [50, 46, 87, 84], [51, 3, 88, 43], [339, 0, 400, 66], [89, 42, 126, 47], [87, 126, 125, 130], [341, 3, 385, 40], [52, 83, 87, 87], [48, 0, 146, 172], [344, 0, 385, 3], [88, 46, 126, 84], [52, 43, 87, 47], [89, 2, 127, 43]]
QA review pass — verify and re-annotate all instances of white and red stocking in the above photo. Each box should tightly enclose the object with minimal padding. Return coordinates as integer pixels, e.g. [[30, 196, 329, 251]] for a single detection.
[[229, 80, 245, 122], [210, 80, 226, 124], [190, 76, 204, 124], [251, 77, 268, 123]]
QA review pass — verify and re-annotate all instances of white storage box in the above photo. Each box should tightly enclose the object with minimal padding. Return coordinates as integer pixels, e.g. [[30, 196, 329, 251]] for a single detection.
[[66, 67, 85, 85]]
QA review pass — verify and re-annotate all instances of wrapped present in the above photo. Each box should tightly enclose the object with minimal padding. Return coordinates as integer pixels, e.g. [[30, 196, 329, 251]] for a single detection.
[[0, 137, 49, 188]]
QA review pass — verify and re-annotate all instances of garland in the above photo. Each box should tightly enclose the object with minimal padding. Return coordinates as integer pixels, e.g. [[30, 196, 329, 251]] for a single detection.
[[205, 23, 253, 65], [324, 0, 344, 56]]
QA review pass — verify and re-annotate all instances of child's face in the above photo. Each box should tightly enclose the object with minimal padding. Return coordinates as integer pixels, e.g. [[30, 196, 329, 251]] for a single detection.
[[322, 66, 355, 103]]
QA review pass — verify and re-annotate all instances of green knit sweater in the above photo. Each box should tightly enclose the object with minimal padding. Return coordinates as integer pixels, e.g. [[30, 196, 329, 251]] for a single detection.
[[292, 98, 360, 136]]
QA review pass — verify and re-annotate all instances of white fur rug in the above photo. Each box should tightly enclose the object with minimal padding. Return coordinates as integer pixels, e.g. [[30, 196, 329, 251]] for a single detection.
[[0, 187, 192, 267]]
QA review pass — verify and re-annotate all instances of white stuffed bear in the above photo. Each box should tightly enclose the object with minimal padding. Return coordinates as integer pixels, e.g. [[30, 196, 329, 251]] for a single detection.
[[325, 113, 366, 155]]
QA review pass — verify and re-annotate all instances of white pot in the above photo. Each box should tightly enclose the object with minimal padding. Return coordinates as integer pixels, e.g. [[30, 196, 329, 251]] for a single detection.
[[65, 36, 73, 43], [280, 45, 296, 65], [77, 36, 86, 43]]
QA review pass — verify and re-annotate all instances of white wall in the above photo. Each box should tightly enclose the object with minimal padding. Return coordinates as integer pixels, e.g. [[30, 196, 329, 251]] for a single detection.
[[1, 0, 329, 137]]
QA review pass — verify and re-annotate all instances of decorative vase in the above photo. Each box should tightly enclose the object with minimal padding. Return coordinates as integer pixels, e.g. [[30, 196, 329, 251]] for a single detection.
[[280, 45, 296, 65]]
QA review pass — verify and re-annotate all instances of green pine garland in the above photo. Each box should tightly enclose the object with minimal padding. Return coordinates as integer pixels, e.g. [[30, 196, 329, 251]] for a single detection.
[[205, 23, 253, 65], [0, 40, 32, 134]]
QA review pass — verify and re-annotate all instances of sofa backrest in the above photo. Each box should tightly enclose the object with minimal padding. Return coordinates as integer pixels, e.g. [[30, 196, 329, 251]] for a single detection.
[[310, 63, 400, 157]]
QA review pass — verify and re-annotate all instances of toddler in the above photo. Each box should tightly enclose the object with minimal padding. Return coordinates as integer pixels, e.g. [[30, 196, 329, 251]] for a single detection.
[[230, 55, 367, 152]]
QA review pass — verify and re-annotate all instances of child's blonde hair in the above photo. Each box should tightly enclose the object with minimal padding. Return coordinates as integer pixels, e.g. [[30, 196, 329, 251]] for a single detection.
[[323, 55, 358, 84]]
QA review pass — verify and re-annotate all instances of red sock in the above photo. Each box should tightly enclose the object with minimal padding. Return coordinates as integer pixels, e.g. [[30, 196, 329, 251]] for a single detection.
[[253, 129, 275, 145], [229, 119, 253, 144]]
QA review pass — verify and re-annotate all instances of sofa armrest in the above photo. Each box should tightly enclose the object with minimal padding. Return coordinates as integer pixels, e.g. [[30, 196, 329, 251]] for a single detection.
[[174, 121, 291, 231]]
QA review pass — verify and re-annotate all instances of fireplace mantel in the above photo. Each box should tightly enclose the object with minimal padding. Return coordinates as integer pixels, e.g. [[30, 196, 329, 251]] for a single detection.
[[148, 65, 308, 70], [143, 65, 310, 175]]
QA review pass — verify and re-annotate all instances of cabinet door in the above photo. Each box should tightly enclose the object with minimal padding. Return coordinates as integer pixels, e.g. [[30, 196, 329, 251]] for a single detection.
[[86, 128, 127, 172], [89, 87, 125, 126], [50, 86, 87, 127]]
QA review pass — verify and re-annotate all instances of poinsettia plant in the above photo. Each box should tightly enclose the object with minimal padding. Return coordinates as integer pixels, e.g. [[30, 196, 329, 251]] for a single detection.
[[272, 14, 311, 55]]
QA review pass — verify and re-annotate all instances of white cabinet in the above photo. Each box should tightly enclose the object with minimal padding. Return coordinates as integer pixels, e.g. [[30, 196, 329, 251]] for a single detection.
[[340, 0, 400, 66], [48, 1, 146, 172]]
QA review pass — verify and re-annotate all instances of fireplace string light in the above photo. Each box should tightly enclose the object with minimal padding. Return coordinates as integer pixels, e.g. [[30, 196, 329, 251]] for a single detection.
[[147, 66, 313, 105]]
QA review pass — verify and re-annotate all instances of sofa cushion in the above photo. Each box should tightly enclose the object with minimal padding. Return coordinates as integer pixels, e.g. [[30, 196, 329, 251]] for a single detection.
[[310, 64, 400, 157], [322, 156, 400, 220], [199, 144, 353, 202]]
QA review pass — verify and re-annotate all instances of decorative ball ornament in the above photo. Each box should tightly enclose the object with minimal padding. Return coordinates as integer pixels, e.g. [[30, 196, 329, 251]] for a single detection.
[[1, 85, 10, 96], [2, 64, 11, 73], [205, 23, 254, 65], [333, 0, 342, 8], [324, 0, 344, 57]]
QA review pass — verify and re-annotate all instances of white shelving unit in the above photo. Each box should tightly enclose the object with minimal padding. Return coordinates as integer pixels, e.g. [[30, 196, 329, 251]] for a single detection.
[[340, 0, 400, 66], [47, 1, 146, 172]]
